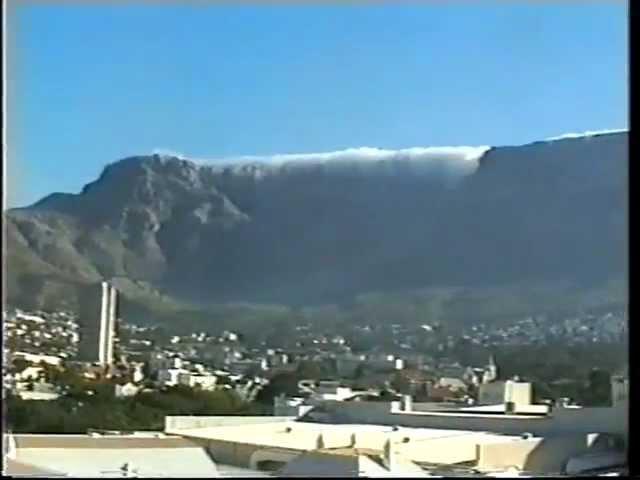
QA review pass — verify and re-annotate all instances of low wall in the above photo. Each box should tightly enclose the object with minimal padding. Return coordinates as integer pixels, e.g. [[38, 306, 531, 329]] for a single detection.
[[320, 401, 627, 441], [476, 434, 590, 474], [322, 401, 547, 432], [461, 404, 550, 414], [12, 434, 195, 449], [165, 416, 294, 432], [411, 402, 462, 412], [389, 408, 626, 438]]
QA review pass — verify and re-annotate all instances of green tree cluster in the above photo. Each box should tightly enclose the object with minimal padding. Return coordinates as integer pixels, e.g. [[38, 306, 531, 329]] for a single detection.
[[5, 383, 260, 433]]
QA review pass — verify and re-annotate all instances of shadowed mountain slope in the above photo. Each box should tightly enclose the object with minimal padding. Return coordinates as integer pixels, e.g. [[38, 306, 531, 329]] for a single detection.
[[5, 132, 627, 329]]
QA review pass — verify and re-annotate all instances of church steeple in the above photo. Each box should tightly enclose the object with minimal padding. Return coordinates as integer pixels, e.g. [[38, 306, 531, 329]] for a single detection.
[[482, 354, 498, 384]]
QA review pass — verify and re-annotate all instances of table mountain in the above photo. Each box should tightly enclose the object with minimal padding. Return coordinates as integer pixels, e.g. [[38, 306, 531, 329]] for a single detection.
[[5, 132, 627, 316]]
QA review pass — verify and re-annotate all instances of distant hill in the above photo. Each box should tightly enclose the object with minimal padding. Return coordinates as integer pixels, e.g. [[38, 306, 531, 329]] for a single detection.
[[5, 132, 628, 333]]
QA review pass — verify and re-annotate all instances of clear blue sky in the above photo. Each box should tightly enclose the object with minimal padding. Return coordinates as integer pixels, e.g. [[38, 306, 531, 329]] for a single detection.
[[7, 2, 628, 208]]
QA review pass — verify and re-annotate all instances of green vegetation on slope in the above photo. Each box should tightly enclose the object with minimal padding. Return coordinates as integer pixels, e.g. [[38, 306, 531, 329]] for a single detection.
[[5, 383, 261, 433]]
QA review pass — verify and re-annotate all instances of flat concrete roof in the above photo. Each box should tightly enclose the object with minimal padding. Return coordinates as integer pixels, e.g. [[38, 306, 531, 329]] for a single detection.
[[173, 419, 522, 452], [8, 434, 220, 477], [3, 458, 67, 476], [5, 424, 527, 476]]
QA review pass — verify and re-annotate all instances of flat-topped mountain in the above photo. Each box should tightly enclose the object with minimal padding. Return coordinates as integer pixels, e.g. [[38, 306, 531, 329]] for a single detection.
[[6, 132, 627, 317]]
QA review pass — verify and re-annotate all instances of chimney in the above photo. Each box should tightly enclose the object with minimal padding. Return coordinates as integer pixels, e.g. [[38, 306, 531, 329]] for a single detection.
[[401, 395, 413, 412]]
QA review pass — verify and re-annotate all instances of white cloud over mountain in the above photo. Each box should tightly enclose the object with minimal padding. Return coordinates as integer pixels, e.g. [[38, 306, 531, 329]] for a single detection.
[[152, 128, 625, 181], [545, 128, 627, 141]]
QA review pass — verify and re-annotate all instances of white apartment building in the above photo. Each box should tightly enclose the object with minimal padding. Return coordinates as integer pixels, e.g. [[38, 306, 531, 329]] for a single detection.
[[157, 368, 185, 387], [178, 372, 218, 391], [11, 352, 63, 367]]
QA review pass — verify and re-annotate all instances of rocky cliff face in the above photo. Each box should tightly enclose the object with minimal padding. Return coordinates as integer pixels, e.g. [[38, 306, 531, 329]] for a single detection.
[[5, 132, 628, 309]]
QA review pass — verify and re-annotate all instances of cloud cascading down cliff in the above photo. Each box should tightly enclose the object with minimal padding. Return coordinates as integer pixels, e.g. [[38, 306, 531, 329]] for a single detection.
[[152, 145, 491, 186]]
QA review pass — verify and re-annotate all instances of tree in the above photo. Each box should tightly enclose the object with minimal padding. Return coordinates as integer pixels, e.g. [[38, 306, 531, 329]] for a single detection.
[[352, 363, 366, 380], [38, 361, 59, 383], [583, 368, 612, 407], [255, 372, 299, 405], [377, 390, 398, 401], [390, 372, 411, 395], [296, 361, 324, 379], [6, 380, 256, 433], [11, 358, 29, 374], [531, 381, 554, 404], [141, 362, 153, 380]]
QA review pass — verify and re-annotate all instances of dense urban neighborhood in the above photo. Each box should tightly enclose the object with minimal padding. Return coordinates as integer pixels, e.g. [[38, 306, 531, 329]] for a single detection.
[[4, 296, 627, 430]]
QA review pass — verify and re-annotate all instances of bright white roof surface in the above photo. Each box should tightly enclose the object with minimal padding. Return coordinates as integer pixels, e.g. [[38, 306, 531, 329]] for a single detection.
[[10, 450, 269, 478], [15, 447, 219, 477], [3, 458, 67, 477], [7, 424, 524, 477], [9, 434, 254, 477], [174, 420, 520, 452]]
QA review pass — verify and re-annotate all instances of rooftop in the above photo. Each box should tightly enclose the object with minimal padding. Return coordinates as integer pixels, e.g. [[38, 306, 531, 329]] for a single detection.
[[3, 458, 67, 477], [169, 418, 522, 455], [7, 434, 223, 477]]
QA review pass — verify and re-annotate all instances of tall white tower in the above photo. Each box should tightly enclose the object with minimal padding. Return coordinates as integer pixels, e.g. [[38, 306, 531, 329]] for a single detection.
[[98, 281, 118, 367], [107, 284, 118, 364]]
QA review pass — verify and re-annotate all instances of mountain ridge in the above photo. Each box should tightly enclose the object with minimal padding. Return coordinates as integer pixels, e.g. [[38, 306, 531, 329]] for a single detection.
[[5, 131, 628, 330]]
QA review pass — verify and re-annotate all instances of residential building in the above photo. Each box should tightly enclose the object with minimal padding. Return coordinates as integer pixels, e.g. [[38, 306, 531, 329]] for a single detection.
[[157, 368, 186, 387], [11, 351, 62, 367], [478, 381, 506, 405], [437, 377, 467, 392], [178, 372, 218, 391], [115, 382, 141, 398]]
